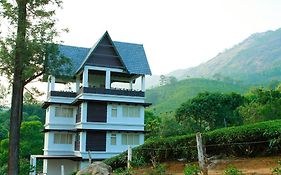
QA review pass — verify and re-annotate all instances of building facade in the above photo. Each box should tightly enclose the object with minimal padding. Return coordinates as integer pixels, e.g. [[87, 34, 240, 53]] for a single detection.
[[30, 31, 151, 175]]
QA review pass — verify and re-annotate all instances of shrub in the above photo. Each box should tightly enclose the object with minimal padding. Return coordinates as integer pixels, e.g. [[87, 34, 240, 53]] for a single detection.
[[104, 120, 281, 170], [184, 164, 200, 175], [272, 161, 281, 175], [113, 167, 136, 175], [145, 163, 166, 175], [224, 165, 243, 175]]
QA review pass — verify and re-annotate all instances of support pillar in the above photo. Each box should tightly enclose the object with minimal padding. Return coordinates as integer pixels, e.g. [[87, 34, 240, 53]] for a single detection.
[[82, 67, 89, 87], [141, 75, 145, 92], [105, 69, 111, 89], [129, 80, 133, 90], [76, 76, 81, 92], [50, 76, 55, 91], [29, 155, 36, 175]]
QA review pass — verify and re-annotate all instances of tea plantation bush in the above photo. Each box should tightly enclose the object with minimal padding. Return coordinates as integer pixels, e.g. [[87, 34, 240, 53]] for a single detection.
[[104, 120, 281, 169]]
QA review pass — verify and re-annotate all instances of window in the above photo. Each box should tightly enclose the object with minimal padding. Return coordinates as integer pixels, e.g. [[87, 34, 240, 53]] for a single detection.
[[121, 134, 139, 145], [110, 133, 117, 145], [123, 106, 140, 118], [55, 106, 73, 118], [111, 105, 117, 117], [54, 133, 73, 144]]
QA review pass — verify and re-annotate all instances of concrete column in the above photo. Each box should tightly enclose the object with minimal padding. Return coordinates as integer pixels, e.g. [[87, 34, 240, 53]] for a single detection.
[[76, 76, 81, 92], [50, 76, 55, 91], [105, 69, 111, 89], [82, 67, 89, 87], [129, 80, 133, 90], [81, 132, 86, 152], [141, 75, 145, 92], [47, 76, 50, 93], [81, 103, 87, 123], [30, 155, 36, 175]]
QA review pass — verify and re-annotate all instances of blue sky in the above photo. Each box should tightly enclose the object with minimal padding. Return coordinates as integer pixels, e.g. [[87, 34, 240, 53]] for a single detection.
[[56, 0, 281, 75]]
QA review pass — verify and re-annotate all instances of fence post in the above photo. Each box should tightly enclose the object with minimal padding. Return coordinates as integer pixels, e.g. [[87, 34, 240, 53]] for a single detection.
[[127, 145, 132, 168], [88, 151, 92, 165], [196, 132, 208, 175], [61, 165, 64, 175]]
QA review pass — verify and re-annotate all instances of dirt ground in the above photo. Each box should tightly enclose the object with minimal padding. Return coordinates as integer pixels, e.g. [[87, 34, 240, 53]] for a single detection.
[[135, 155, 281, 175]]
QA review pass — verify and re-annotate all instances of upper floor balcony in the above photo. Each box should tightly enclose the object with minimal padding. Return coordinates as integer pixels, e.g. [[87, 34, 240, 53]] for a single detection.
[[46, 66, 146, 100]]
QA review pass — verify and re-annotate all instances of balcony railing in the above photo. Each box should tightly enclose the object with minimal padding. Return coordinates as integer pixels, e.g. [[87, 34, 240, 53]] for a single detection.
[[78, 87, 145, 97], [49, 87, 144, 98], [49, 91, 76, 98]]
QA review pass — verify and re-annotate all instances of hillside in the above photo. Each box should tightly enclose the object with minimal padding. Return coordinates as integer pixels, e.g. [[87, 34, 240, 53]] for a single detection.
[[170, 28, 281, 85], [145, 78, 248, 114]]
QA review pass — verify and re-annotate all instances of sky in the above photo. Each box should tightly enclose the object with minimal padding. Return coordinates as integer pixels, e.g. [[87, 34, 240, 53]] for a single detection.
[[55, 0, 281, 75]]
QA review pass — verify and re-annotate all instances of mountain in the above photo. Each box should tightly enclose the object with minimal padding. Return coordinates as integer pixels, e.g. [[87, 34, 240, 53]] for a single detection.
[[145, 78, 248, 114], [170, 28, 281, 85]]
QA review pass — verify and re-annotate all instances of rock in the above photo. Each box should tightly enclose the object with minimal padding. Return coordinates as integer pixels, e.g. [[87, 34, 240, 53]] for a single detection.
[[77, 161, 112, 175]]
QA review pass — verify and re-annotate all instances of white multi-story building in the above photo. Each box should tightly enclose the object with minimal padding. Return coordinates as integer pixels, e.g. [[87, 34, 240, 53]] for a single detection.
[[30, 31, 151, 175]]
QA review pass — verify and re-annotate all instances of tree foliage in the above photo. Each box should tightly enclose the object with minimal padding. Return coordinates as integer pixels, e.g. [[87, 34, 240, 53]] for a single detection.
[[0, 0, 69, 173], [175, 92, 244, 131], [238, 88, 281, 124], [0, 0, 71, 82]]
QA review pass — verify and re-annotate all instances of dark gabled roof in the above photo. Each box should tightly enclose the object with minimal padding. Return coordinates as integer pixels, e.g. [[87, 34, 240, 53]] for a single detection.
[[113, 41, 152, 75], [56, 32, 152, 77], [58, 45, 89, 75]]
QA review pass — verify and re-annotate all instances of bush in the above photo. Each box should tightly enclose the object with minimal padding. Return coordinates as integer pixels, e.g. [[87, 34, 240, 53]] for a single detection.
[[224, 165, 243, 175], [104, 120, 281, 170], [184, 164, 200, 175], [272, 161, 281, 175], [113, 167, 136, 175]]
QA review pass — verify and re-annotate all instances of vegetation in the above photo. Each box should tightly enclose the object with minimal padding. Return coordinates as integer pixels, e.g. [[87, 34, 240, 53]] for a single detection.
[[272, 161, 281, 175], [0, 0, 69, 173], [175, 28, 281, 86], [104, 119, 281, 169], [175, 92, 244, 131], [0, 104, 45, 174], [184, 164, 200, 175], [146, 78, 248, 114], [224, 165, 243, 175]]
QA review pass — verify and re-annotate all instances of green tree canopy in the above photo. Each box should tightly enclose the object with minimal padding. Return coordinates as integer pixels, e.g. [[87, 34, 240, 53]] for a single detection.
[[0, 0, 69, 173], [175, 92, 245, 131]]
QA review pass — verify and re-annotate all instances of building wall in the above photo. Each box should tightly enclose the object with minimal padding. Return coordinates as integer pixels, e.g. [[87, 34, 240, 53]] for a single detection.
[[44, 159, 78, 175], [44, 131, 75, 155], [107, 104, 144, 125], [46, 105, 77, 126], [106, 132, 144, 153]]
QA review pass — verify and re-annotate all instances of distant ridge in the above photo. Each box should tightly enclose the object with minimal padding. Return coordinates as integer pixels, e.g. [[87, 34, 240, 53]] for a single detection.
[[166, 28, 281, 85]]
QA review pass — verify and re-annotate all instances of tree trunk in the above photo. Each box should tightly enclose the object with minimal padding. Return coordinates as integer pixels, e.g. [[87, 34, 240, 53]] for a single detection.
[[8, 0, 27, 174]]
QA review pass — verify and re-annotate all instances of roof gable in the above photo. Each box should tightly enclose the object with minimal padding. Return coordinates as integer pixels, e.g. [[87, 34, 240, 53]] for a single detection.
[[76, 31, 127, 74], [55, 31, 152, 78], [113, 41, 152, 75]]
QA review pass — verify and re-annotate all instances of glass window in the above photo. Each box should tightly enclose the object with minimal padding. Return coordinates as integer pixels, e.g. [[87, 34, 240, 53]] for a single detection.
[[53, 133, 73, 144], [54, 133, 60, 144], [55, 106, 73, 118], [111, 105, 117, 117], [122, 134, 127, 145], [123, 106, 129, 117], [67, 134, 73, 144], [128, 134, 134, 145], [123, 106, 140, 118], [133, 134, 140, 145], [111, 133, 117, 145], [121, 134, 140, 145]]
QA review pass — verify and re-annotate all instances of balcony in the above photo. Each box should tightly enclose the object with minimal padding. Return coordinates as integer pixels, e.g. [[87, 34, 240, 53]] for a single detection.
[[78, 87, 144, 97]]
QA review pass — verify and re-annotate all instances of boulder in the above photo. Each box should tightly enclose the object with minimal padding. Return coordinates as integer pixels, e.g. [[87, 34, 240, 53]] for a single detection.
[[77, 161, 112, 175]]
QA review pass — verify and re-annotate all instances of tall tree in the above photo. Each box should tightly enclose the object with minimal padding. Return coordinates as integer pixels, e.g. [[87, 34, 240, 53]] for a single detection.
[[175, 92, 244, 131], [0, 1, 70, 174]]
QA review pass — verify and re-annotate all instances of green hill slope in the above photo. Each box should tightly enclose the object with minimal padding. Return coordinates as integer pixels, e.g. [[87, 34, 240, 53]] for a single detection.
[[145, 78, 248, 114], [162, 28, 281, 86]]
